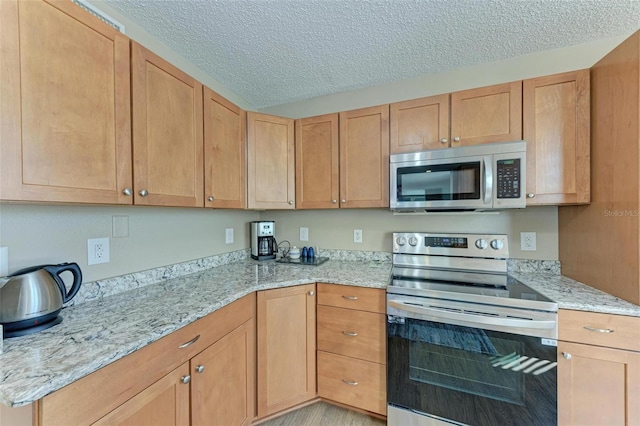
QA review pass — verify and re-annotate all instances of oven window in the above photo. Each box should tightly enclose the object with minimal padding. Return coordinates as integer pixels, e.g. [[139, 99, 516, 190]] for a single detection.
[[388, 318, 557, 426], [396, 162, 480, 202]]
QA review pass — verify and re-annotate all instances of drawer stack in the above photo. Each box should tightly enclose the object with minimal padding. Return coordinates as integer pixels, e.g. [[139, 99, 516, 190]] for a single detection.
[[316, 283, 386, 416]]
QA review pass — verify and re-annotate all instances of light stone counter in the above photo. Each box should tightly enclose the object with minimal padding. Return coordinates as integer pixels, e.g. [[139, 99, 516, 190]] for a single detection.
[[1, 255, 639, 408]]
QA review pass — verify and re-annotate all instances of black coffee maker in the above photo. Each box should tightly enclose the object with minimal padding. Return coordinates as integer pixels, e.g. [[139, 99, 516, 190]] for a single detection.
[[250, 221, 277, 260]]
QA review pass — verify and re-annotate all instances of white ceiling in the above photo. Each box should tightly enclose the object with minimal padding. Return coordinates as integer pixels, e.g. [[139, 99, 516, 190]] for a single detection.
[[103, 0, 640, 109]]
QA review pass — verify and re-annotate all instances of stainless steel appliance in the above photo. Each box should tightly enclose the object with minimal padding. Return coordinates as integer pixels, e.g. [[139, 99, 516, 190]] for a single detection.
[[0, 263, 83, 338], [250, 221, 277, 260], [387, 232, 558, 426], [390, 141, 526, 212]]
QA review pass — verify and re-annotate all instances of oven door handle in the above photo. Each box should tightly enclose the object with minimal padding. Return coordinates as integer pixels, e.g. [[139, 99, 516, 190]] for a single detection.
[[388, 300, 556, 330]]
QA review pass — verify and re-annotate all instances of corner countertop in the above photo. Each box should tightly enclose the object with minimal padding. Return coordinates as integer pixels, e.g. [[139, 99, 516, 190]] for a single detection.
[[1, 258, 639, 408]]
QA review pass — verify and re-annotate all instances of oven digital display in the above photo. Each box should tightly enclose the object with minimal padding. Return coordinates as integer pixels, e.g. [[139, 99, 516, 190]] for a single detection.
[[425, 237, 468, 248]]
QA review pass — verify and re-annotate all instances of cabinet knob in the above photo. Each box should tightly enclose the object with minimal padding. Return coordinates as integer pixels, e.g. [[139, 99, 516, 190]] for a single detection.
[[342, 379, 359, 386], [453, 136, 460, 142], [288, 200, 294, 205], [139, 189, 148, 197], [527, 193, 535, 198], [332, 199, 337, 204], [341, 199, 346, 204], [308, 290, 314, 296], [208, 196, 214, 202], [440, 138, 448, 144], [123, 188, 132, 196], [562, 352, 572, 360], [181, 375, 191, 384], [195, 365, 205, 373]]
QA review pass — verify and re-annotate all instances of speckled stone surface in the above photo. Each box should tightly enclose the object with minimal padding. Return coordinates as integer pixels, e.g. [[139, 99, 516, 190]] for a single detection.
[[507, 259, 561, 274], [0, 258, 390, 407]]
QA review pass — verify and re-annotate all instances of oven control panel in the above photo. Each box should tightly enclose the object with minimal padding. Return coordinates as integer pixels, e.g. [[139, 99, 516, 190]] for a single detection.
[[393, 232, 509, 259]]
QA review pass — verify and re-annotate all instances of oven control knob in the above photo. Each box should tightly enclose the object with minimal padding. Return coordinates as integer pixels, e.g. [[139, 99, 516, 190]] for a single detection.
[[475, 239, 488, 250], [490, 239, 504, 250], [396, 236, 407, 246], [408, 237, 419, 247]]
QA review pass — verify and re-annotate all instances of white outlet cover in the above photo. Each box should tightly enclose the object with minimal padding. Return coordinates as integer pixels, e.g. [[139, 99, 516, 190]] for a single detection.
[[520, 232, 537, 251], [354, 229, 363, 243], [225, 228, 234, 244], [88, 238, 110, 265]]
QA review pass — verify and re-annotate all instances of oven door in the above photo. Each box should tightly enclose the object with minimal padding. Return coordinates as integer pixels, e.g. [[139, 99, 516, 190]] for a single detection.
[[390, 155, 492, 211], [387, 302, 557, 425]]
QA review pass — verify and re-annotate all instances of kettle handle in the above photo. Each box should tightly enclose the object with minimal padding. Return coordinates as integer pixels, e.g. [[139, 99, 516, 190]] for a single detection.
[[44, 263, 83, 303]]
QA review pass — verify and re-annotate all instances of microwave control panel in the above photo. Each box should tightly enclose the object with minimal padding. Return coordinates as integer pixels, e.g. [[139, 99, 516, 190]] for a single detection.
[[496, 159, 521, 199]]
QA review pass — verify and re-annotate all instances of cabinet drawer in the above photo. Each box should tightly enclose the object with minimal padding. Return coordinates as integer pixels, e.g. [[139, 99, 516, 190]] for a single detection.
[[317, 351, 386, 416], [317, 283, 385, 313], [317, 305, 385, 364], [559, 309, 640, 352]]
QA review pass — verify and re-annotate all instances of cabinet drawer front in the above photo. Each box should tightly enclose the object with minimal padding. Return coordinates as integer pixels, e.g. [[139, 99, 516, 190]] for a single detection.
[[317, 283, 385, 313], [317, 351, 386, 416], [317, 305, 385, 364], [559, 309, 640, 352]]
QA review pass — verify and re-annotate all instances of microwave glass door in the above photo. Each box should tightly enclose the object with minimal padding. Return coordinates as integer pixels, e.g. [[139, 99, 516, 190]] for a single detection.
[[396, 161, 481, 202]]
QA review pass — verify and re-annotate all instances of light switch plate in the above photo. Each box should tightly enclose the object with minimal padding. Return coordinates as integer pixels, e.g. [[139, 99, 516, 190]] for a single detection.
[[300, 227, 309, 241], [0, 247, 8, 276], [225, 228, 234, 244]]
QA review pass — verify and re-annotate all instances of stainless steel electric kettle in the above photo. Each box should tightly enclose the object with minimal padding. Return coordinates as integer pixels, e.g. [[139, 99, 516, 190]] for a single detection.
[[0, 263, 82, 337]]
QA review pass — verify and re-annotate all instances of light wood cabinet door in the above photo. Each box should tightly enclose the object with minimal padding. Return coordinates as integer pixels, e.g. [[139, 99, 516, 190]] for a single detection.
[[191, 319, 255, 426], [257, 284, 316, 417], [247, 112, 295, 209], [339, 105, 390, 208], [558, 341, 640, 426], [524, 70, 590, 205], [132, 42, 204, 207], [0, 0, 132, 204], [92, 363, 190, 426], [295, 114, 340, 209], [203, 87, 246, 209], [450, 82, 522, 146], [390, 94, 450, 153]]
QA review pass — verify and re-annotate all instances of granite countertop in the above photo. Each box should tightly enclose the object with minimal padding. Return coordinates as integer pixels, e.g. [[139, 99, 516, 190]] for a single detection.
[[1, 257, 639, 408]]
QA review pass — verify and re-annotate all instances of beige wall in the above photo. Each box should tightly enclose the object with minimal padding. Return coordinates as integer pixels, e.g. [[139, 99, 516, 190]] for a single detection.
[[0, 204, 258, 283], [262, 206, 558, 260]]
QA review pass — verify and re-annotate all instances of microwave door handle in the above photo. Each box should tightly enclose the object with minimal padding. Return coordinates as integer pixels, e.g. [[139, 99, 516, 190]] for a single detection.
[[388, 300, 556, 330], [483, 156, 493, 204]]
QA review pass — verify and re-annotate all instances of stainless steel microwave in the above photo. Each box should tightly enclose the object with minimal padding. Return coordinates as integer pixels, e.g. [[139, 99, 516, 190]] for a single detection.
[[390, 141, 527, 211]]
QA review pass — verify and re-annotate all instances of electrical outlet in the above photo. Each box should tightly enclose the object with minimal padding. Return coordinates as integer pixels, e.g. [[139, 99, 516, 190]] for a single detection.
[[88, 238, 110, 265], [300, 227, 309, 241], [225, 228, 234, 244], [520, 232, 537, 251], [354, 229, 363, 244]]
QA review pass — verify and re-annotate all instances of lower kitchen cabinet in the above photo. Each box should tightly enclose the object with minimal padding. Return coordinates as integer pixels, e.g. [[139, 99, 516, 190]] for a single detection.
[[316, 283, 386, 416], [558, 309, 640, 426], [256, 284, 316, 418], [38, 293, 256, 426]]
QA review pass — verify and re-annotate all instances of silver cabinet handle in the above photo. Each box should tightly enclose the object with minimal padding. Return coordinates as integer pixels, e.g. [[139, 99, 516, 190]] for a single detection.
[[341, 199, 346, 204], [342, 379, 358, 386], [440, 138, 448, 144], [453, 136, 460, 142], [583, 325, 614, 333], [178, 335, 200, 349], [342, 331, 358, 337], [139, 189, 148, 197], [123, 188, 132, 196], [288, 200, 294, 205], [527, 193, 535, 198], [308, 290, 314, 296], [562, 352, 572, 360], [208, 196, 214, 202], [332, 199, 337, 204], [195, 365, 205, 373], [342, 295, 358, 300], [181, 375, 191, 384]]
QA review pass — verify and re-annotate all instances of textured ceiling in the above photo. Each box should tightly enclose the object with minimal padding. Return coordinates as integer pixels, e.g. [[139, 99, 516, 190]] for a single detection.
[[103, 0, 640, 109]]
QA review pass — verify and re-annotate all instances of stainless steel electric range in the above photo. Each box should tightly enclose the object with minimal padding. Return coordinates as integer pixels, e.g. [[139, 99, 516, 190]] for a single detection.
[[387, 232, 558, 426]]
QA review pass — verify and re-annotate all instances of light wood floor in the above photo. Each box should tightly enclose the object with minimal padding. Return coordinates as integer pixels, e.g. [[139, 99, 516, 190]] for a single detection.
[[259, 402, 386, 426]]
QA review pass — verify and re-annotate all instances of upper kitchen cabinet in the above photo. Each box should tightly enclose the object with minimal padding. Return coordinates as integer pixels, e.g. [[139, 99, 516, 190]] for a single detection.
[[131, 42, 204, 207], [339, 105, 390, 208], [450, 81, 523, 146], [390, 94, 450, 153], [295, 114, 340, 209], [523, 70, 590, 205], [203, 88, 246, 209], [0, 0, 133, 204], [247, 112, 295, 209]]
